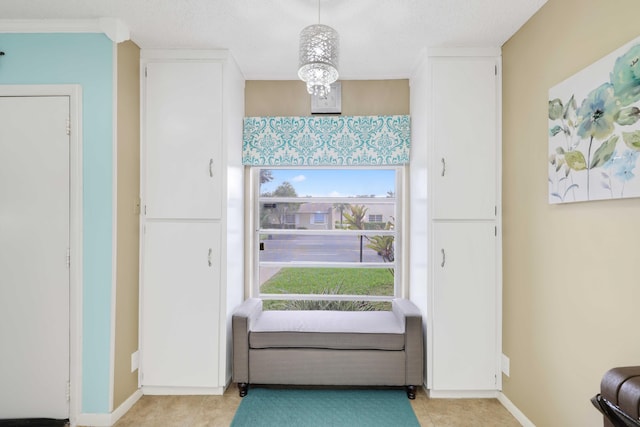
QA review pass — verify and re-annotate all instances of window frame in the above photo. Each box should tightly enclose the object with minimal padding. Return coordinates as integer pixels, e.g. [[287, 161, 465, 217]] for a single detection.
[[251, 166, 405, 303]]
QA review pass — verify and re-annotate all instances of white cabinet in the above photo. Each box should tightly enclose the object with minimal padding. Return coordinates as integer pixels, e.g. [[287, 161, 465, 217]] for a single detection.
[[140, 50, 245, 394], [432, 222, 497, 390], [141, 222, 221, 388], [431, 57, 497, 220], [425, 50, 501, 395], [144, 62, 223, 220]]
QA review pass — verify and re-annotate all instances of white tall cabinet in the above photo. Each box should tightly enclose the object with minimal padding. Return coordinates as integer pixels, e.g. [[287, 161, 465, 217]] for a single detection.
[[139, 50, 245, 394], [415, 49, 502, 396]]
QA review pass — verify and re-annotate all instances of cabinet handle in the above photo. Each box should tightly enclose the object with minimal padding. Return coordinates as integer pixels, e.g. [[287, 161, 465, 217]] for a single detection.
[[440, 248, 446, 267], [208, 248, 213, 267], [441, 158, 446, 177], [209, 159, 214, 177]]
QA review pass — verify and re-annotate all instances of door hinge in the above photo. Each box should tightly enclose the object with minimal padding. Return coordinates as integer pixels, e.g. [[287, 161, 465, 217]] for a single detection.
[[66, 381, 71, 402], [66, 118, 71, 136], [66, 247, 71, 268]]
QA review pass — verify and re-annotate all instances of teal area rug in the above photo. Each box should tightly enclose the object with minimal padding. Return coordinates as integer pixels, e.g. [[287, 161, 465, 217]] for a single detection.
[[230, 388, 420, 426]]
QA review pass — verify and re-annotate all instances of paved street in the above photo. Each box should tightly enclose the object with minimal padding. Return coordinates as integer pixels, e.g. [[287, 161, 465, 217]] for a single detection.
[[259, 234, 387, 263]]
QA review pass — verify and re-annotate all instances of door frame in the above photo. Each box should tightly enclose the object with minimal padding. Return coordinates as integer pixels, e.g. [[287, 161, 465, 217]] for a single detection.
[[0, 85, 83, 424]]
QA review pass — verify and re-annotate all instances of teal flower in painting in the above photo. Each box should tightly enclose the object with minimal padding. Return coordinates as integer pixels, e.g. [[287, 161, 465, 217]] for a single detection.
[[576, 83, 619, 140], [611, 44, 640, 107], [606, 149, 639, 182], [614, 159, 637, 182]]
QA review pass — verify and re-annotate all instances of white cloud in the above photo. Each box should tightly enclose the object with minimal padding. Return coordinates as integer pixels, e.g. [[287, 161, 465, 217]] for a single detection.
[[292, 174, 306, 182]]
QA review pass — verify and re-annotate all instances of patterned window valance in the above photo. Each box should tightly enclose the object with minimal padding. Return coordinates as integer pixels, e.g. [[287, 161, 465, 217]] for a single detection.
[[242, 115, 410, 166]]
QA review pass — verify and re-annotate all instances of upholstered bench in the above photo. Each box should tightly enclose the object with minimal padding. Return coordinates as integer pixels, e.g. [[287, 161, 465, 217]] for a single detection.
[[232, 298, 423, 399]]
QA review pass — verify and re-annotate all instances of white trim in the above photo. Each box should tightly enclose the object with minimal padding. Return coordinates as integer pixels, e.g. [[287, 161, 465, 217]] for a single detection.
[[76, 388, 142, 427], [0, 85, 83, 427], [495, 55, 504, 391], [140, 49, 232, 60], [138, 49, 148, 391], [498, 392, 536, 427], [108, 41, 118, 413], [0, 19, 101, 33], [110, 389, 142, 426], [0, 18, 129, 43], [69, 85, 84, 427], [252, 167, 403, 300], [76, 413, 112, 427], [426, 47, 502, 57], [99, 18, 130, 43], [428, 390, 499, 399], [142, 386, 225, 395]]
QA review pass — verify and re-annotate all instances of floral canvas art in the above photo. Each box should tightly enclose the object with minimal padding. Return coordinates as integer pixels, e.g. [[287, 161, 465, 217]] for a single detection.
[[548, 36, 640, 203]]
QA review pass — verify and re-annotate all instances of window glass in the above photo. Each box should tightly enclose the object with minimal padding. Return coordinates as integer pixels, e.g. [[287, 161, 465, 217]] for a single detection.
[[255, 168, 400, 310]]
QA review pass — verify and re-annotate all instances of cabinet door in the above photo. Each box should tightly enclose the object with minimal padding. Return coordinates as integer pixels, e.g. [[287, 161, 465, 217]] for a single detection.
[[432, 222, 497, 390], [144, 61, 223, 219], [141, 222, 221, 388], [432, 57, 497, 220]]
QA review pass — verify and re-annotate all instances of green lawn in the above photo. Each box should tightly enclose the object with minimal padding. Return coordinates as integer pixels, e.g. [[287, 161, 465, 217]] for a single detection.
[[260, 267, 393, 311], [261, 267, 393, 295]]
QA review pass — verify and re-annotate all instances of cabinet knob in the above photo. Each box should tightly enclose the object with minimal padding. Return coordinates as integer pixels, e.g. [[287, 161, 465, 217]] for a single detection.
[[209, 159, 214, 177], [440, 248, 446, 267], [441, 158, 446, 177]]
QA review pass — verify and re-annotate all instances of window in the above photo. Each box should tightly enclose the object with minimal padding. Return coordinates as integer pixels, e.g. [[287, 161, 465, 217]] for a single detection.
[[369, 214, 383, 223], [311, 213, 326, 224], [254, 168, 402, 310]]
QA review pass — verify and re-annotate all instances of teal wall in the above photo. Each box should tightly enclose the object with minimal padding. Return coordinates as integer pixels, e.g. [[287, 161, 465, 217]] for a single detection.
[[0, 33, 114, 413]]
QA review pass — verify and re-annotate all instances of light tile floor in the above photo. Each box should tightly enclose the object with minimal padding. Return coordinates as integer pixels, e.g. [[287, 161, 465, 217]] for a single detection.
[[111, 384, 521, 427]]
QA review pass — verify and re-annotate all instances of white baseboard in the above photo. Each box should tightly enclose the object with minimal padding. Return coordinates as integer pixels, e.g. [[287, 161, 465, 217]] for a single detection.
[[76, 388, 143, 427], [111, 389, 143, 424], [142, 385, 225, 395], [497, 392, 536, 427], [428, 389, 499, 399], [76, 412, 111, 427]]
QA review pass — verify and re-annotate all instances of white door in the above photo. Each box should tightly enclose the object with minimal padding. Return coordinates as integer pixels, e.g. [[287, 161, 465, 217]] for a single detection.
[[141, 221, 221, 388], [0, 96, 70, 419], [431, 57, 497, 220], [432, 221, 497, 390], [144, 61, 223, 220]]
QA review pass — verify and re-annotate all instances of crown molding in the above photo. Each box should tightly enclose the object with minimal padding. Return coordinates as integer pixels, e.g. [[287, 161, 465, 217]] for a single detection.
[[0, 19, 130, 43]]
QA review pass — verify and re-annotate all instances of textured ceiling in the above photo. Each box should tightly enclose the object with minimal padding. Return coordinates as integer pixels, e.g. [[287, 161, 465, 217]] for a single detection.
[[0, 0, 547, 80]]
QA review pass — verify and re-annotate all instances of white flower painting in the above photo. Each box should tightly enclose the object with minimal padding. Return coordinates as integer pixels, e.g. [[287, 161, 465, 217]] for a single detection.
[[548, 36, 640, 203]]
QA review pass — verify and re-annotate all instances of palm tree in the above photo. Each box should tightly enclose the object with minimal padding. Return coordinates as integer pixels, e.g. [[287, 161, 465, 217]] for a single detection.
[[343, 205, 368, 262], [332, 202, 351, 228], [365, 217, 395, 277], [259, 169, 274, 184]]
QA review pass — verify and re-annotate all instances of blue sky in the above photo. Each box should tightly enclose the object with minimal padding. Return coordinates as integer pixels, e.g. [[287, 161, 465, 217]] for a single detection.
[[260, 169, 396, 197]]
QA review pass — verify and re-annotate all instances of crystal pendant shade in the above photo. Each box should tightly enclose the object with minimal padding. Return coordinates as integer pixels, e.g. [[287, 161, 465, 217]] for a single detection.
[[298, 24, 339, 97]]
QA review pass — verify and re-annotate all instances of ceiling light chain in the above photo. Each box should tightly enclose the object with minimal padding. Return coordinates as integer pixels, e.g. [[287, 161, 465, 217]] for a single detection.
[[298, 0, 339, 98]]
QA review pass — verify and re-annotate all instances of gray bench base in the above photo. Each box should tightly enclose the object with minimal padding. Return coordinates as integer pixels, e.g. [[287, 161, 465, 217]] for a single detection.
[[232, 298, 424, 400]]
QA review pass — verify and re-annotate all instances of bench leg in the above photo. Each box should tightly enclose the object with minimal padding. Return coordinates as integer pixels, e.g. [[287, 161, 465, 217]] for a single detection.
[[406, 385, 416, 400], [238, 383, 248, 397]]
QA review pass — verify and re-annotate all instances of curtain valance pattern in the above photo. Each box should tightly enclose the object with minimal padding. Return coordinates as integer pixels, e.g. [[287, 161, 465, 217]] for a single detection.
[[242, 115, 410, 166]]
